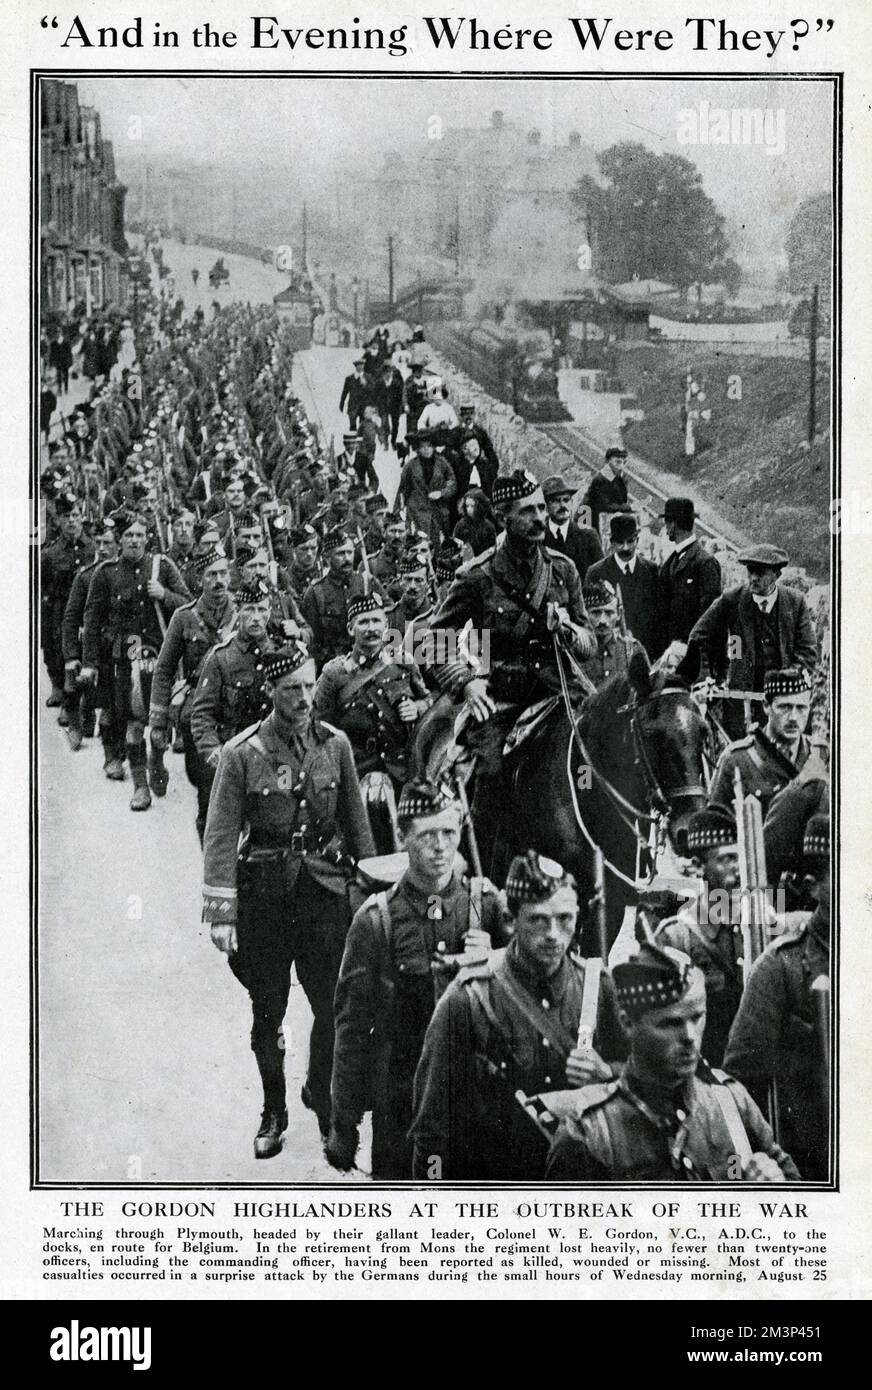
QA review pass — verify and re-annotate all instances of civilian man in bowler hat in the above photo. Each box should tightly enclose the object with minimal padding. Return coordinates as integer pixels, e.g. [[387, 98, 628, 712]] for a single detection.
[[546, 941, 799, 1181], [585, 511, 659, 658], [656, 496, 722, 656], [202, 642, 375, 1157], [410, 850, 624, 1181], [541, 472, 603, 579], [328, 779, 504, 1178]]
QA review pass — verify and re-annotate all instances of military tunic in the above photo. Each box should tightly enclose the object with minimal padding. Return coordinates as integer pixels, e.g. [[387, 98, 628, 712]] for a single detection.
[[579, 632, 643, 689], [410, 941, 624, 1181], [724, 910, 829, 1181], [202, 712, 375, 1121], [332, 871, 504, 1177], [300, 571, 378, 673], [708, 728, 810, 820], [189, 631, 275, 759], [655, 904, 744, 1066], [545, 1066, 799, 1181], [41, 533, 96, 688], [314, 647, 429, 783]]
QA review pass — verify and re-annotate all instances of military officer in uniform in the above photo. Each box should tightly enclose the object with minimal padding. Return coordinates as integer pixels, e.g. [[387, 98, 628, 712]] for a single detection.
[[80, 510, 190, 808], [328, 780, 505, 1179], [60, 518, 118, 752], [546, 941, 799, 1181], [578, 580, 643, 688], [425, 469, 596, 873], [41, 493, 96, 710], [725, 815, 831, 1181], [314, 591, 430, 787], [202, 643, 375, 1157], [409, 851, 624, 1181], [150, 549, 237, 842], [189, 578, 276, 777], [707, 667, 813, 819], [300, 527, 375, 673], [654, 806, 745, 1066]]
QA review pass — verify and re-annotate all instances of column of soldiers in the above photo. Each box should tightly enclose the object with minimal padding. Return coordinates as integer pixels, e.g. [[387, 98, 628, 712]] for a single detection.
[[41, 278, 831, 1185]]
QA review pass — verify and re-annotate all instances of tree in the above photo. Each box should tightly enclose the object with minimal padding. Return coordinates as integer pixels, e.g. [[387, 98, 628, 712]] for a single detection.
[[786, 194, 831, 306], [573, 142, 732, 294]]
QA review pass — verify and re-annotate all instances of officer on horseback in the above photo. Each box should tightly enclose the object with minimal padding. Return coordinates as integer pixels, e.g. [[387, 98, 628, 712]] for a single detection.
[[424, 469, 597, 873]]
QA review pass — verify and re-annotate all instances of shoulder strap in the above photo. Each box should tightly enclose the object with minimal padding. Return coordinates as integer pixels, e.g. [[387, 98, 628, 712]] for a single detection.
[[490, 966, 577, 1059], [709, 1070, 752, 1161], [468, 875, 483, 934], [375, 891, 392, 954]]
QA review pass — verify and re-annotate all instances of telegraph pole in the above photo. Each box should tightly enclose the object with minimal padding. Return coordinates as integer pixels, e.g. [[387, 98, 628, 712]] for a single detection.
[[387, 234, 395, 314], [807, 282, 819, 445], [301, 201, 308, 271]]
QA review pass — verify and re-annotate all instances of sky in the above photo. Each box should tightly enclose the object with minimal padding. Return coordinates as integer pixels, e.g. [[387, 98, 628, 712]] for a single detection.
[[77, 76, 834, 244]]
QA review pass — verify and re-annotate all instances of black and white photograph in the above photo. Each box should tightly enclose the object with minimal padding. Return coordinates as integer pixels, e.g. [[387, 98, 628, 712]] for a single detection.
[[34, 71, 835, 1190]]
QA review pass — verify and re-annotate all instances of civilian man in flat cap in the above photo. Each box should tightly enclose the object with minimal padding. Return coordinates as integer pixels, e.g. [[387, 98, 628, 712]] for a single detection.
[[546, 941, 799, 1181], [300, 527, 378, 673], [542, 472, 603, 580], [581, 445, 630, 534], [579, 580, 643, 688], [656, 497, 722, 657], [150, 548, 236, 843], [725, 815, 831, 1180], [410, 850, 624, 1181], [654, 805, 746, 1065], [81, 509, 190, 809], [425, 469, 596, 873], [585, 511, 659, 658], [707, 667, 813, 819], [189, 577, 276, 779], [328, 779, 505, 1178], [202, 642, 375, 1158], [681, 541, 818, 739], [314, 591, 430, 789]]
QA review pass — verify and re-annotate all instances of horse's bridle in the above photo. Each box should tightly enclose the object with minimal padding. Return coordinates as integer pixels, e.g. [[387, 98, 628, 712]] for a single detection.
[[625, 686, 708, 811]]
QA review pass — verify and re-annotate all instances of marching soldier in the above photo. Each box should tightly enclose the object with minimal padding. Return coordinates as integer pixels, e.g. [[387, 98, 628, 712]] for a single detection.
[[149, 549, 236, 842], [167, 508, 200, 596], [546, 941, 799, 1181], [425, 469, 596, 871], [41, 493, 96, 711], [410, 851, 624, 1181], [365, 513, 407, 601], [60, 518, 118, 752], [300, 528, 375, 673], [391, 551, 436, 657], [286, 523, 321, 600], [328, 780, 504, 1178], [314, 592, 430, 787], [585, 511, 660, 658], [707, 667, 813, 819], [202, 643, 375, 1156], [578, 580, 643, 688], [724, 815, 831, 1181], [654, 806, 745, 1066], [80, 510, 190, 808], [189, 578, 276, 777]]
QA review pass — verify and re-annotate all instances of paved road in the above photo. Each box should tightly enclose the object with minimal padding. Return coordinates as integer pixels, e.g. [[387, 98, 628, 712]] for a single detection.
[[37, 240, 395, 1184]]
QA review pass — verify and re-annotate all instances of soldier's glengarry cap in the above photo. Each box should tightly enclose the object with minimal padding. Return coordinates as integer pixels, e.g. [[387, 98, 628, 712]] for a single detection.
[[348, 483, 370, 501], [686, 805, 737, 854], [397, 552, 428, 575], [322, 526, 352, 553], [291, 523, 318, 547], [737, 542, 789, 569], [111, 508, 145, 536], [492, 469, 540, 508], [505, 850, 575, 909], [366, 492, 390, 513], [662, 497, 695, 528], [764, 667, 812, 700], [192, 547, 227, 575], [55, 491, 81, 515], [803, 814, 830, 861], [262, 642, 312, 681], [434, 538, 465, 580], [236, 577, 271, 607], [612, 943, 697, 1020], [234, 543, 258, 568], [397, 779, 460, 823], [347, 591, 387, 623], [541, 473, 575, 499], [583, 580, 618, 610]]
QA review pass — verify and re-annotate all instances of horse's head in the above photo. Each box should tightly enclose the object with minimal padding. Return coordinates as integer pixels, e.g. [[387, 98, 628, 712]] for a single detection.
[[625, 648, 708, 855]]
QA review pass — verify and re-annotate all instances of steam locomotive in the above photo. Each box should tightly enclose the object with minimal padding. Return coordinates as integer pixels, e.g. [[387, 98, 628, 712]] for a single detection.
[[432, 321, 571, 423]]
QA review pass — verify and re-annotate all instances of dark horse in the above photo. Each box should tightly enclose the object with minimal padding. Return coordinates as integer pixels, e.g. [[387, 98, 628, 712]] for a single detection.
[[416, 648, 709, 953]]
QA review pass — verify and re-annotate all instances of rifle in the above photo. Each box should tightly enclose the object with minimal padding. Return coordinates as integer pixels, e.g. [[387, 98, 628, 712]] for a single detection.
[[588, 846, 608, 965], [734, 766, 780, 1137], [147, 555, 169, 795], [356, 527, 372, 595], [454, 770, 482, 878], [811, 974, 831, 1122]]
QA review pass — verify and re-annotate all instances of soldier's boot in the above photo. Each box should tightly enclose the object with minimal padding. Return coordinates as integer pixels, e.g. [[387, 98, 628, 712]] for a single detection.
[[62, 684, 82, 750], [101, 728, 126, 780], [253, 1043, 287, 1160], [148, 737, 169, 798], [46, 685, 64, 708], [129, 746, 152, 811], [57, 708, 70, 727], [300, 1083, 331, 1139], [65, 708, 83, 752]]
